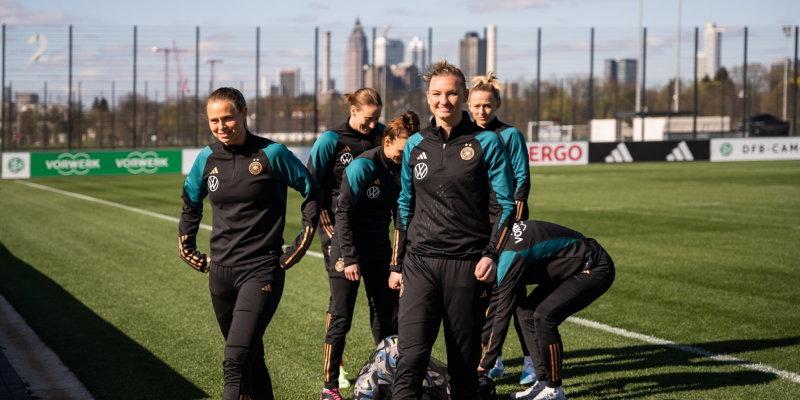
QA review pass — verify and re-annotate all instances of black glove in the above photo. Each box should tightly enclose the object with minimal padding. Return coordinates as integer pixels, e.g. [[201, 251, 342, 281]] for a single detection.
[[179, 235, 209, 273], [477, 374, 496, 400]]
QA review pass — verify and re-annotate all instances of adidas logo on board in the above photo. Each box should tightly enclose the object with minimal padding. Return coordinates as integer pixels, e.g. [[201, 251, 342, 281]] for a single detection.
[[604, 143, 633, 163], [666, 141, 694, 162]]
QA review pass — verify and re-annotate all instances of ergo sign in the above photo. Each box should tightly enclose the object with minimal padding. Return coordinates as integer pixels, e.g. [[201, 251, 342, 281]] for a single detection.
[[527, 142, 588, 166]]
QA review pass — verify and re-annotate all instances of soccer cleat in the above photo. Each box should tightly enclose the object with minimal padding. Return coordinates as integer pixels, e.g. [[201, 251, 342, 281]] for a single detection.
[[510, 381, 547, 399], [488, 355, 505, 379], [519, 356, 536, 385], [320, 388, 343, 400], [338, 365, 350, 389], [532, 386, 566, 400]]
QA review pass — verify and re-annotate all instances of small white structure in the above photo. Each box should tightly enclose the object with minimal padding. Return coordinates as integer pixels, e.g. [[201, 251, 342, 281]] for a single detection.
[[632, 116, 730, 141]]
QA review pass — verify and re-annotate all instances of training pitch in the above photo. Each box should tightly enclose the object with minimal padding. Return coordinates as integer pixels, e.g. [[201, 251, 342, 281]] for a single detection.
[[0, 160, 798, 399]]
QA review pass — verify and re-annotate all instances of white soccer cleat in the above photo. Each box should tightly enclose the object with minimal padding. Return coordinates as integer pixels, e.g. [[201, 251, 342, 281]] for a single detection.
[[532, 386, 565, 400], [509, 380, 546, 399]]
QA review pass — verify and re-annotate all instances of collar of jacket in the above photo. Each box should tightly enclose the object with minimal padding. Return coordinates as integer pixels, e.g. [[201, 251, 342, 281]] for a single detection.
[[221, 131, 258, 153], [378, 146, 394, 170], [429, 111, 484, 142], [337, 117, 375, 138], [484, 117, 509, 134]]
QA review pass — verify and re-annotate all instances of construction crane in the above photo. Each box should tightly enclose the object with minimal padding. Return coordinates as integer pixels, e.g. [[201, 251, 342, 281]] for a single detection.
[[205, 58, 224, 94], [152, 42, 189, 101]]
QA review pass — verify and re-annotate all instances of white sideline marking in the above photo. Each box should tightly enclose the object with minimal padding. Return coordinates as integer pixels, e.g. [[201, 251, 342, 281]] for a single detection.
[[15, 181, 325, 258], [16, 181, 799, 384], [567, 317, 800, 384]]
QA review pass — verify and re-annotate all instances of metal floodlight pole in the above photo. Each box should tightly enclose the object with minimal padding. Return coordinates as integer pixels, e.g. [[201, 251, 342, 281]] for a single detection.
[[536, 27, 541, 139], [635, 0, 643, 115], [256, 27, 260, 134], [428, 27, 432, 66], [195, 26, 199, 147], [693, 26, 698, 137], [641, 27, 647, 141], [44, 81, 48, 150], [372, 27, 377, 89]]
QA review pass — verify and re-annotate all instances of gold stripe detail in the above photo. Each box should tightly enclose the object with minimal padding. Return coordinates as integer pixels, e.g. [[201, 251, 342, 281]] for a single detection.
[[391, 230, 400, 265], [550, 344, 556, 381], [284, 226, 315, 267], [480, 332, 494, 364], [515, 200, 524, 222], [320, 210, 335, 237], [496, 226, 510, 251]]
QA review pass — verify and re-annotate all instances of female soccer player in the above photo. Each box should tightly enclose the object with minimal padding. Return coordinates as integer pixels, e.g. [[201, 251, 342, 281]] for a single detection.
[[390, 60, 516, 399], [320, 111, 420, 400], [483, 220, 616, 400], [307, 88, 384, 388], [468, 72, 535, 384], [179, 87, 322, 400]]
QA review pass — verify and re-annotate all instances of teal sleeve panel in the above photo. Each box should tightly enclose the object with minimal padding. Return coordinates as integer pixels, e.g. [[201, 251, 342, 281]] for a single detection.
[[496, 250, 518, 285], [308, 130, 339, 182], [265, 142, 323, 268], [391, 132, 423, 272], [344, 159, 377, 205], [377, 123, 386, 132], [183, 146, 212, 211], [397, 133, 424, 231], [517, 238, 580, 266], [476, 130, 515, 259], [500, 127, 531, 202]]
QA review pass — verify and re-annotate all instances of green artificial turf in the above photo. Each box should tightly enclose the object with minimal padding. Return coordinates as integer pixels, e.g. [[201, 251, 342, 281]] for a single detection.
[[0, 160, 798, 399]]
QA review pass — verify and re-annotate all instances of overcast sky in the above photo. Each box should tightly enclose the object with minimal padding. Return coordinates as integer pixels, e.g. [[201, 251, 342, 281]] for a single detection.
[[13, 0, 800, 28]]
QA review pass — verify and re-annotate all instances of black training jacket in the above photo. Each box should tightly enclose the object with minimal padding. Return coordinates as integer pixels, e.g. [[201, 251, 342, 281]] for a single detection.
[[390, 111, 515, 271], [307, 119, 385, 239], [480, 220, 606, 370], [334, 146, 401, 265], [179, 133, 322, 268], [485, 118, 531, 222]]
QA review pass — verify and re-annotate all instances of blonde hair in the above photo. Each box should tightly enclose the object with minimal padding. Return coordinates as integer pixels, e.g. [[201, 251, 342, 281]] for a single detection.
[[384, 111, 420, 142], [344, 88, 383, 110], [470, 70, 501, 102], [207, 87, 248, 130], [423, 60, 467, 93]]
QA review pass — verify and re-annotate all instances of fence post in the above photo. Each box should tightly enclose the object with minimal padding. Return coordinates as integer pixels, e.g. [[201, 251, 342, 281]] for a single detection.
[[195, 26, 199, 147], [1, 24, 5, 153], [133, 25, 137, 150], [256, 27, 260, 134], [793, 26, 798, 136], [693, 26, 698, 137], [641, 27, 647, 141], [372, 27, 377, 89], [588, 27, 594, 139], [536, 27, 541, 140], [111, 81, 115, 149], [742, 26, 748, 132], [68, 25, 73, 150], [44, 81, 48, 150], [314, 27, 319, 134]]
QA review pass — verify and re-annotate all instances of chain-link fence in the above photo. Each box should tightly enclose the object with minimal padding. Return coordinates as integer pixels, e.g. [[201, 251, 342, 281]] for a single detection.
[[2, 23, 798, 151]]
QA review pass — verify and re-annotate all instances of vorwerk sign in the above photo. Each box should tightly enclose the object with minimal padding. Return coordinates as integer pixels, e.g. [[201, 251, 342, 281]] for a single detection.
[[115, 151, 170, 174], [45, 153, 101, 176]]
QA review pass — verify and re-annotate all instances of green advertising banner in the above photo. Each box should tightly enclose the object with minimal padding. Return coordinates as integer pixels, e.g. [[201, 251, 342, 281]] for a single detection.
[[29, 150, 182, 177]]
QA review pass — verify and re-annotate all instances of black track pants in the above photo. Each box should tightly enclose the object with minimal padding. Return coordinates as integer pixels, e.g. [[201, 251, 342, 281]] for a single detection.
[[323, 254, 399, 389], [517, 252, 615, 388], [392, 253, 492, 400], [210, 256, 285, 400], [481, 283, 530, 360]]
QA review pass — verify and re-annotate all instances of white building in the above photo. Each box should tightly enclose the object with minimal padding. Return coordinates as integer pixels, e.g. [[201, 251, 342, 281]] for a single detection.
[[407, 36, 425, 72], [375, 27, 404, 67], [697, 23, 724, 80], [278, 68, 300, 97]]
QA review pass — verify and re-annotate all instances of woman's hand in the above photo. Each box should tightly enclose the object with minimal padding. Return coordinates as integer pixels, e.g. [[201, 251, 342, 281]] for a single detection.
[[389, 272, 403, 291], [345, 264, 361, 281], [474, 257, 496, 283]]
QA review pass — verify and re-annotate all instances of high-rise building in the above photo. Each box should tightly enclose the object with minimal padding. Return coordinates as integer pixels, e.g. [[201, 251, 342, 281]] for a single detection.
[[407, 36, 425, 72], [486, 25, 497, 74], [375, 27, 404, 67], [459, 32, 486, 82], [696, 23, 724, 80], [345, 19, 369, 93], [617, 59, 637, 86], [278, 68, 300, 97], [321, 31, 332, 93], [604, 59, 618, 84]]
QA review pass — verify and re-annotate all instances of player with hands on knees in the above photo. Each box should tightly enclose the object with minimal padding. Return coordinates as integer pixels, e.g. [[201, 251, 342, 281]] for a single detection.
[[179, 87, 322, 400]]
